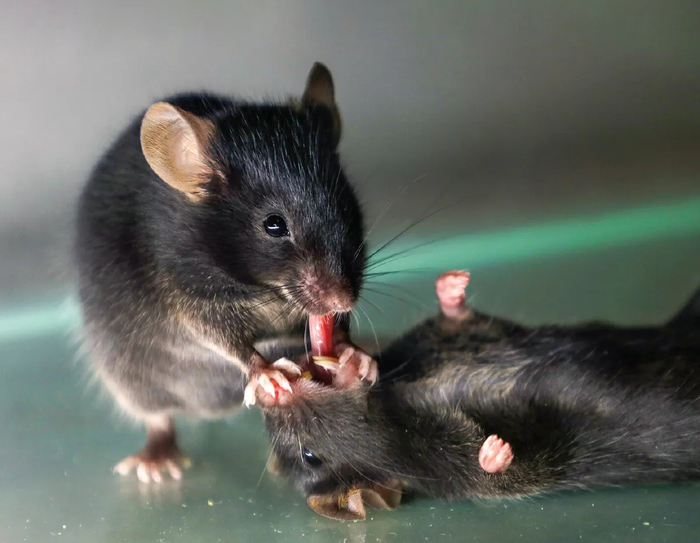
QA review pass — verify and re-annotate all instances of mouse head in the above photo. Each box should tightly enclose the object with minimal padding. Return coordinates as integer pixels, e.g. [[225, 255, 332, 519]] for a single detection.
[[140, 63, 365, 316], [260, 377, 404, 521]]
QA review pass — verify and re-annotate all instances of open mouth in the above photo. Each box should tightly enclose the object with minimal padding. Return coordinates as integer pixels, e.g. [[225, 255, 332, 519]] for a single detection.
[[302, 313, 340, 385]]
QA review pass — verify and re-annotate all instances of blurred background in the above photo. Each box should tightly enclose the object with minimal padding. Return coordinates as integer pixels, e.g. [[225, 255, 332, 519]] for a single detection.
[[1, 0, 699, 338], [1, 2, 700, 542]]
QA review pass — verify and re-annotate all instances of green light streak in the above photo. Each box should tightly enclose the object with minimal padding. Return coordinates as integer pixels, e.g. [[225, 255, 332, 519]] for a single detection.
[[369, 197, 700, 282], [0, 197, 698, 343]]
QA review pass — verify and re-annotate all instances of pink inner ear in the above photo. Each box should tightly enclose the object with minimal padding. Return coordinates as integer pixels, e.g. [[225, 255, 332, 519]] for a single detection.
[[307, 491, 367, 521], [172, 121, 209, 176]]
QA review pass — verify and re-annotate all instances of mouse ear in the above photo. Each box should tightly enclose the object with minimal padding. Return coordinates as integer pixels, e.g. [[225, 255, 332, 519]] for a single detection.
[[359, 479, 403, 510], [306, 480, 403, 521], [140, 102, 215, 201], [302, 62, 342, 144], [307, 489, 367, 521]]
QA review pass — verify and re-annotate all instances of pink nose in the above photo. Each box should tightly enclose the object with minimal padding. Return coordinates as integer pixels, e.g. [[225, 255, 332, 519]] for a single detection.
[[325, 291, 354, 313], [301, 270, 355, 313]]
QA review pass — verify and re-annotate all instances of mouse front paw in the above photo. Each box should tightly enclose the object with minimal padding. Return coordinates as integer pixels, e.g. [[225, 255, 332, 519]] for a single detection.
[[244, 358, 302, 407], [333, 343, 378, 388]]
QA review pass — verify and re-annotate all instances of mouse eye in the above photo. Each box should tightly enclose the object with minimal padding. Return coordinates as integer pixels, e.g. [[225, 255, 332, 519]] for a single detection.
[[301, 447, 323, 468], [263, 214, 290, 237]]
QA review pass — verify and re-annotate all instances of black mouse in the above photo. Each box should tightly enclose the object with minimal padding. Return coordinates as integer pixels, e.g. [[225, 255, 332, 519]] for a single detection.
[[74, 63, 377, 482], [256, 271, 700, 521]]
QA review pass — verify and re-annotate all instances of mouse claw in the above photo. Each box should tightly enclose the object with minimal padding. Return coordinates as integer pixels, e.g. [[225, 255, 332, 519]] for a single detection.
[[113, 456, 140, 477], [244, 360, 300, 407], [358, 353, 379, 383], [243, 383, 257, 407], [258, 373, 277, 396], [334, 344, 378, 387], [164, 459, 183, 481], [270, 370, 294, 393], [271, 358, 303, 376]]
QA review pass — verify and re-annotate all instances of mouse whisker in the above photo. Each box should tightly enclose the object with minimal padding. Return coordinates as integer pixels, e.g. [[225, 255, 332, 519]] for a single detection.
[[364, 268, 435, 277], [358, 297, 385, 316], [365, 230, 468, 272], [362, 285, 428, 311], [364, 188, 454, 264], [353, 174, 428, 263], [255, 427, 282, 491], [356, 304, 381, 358]]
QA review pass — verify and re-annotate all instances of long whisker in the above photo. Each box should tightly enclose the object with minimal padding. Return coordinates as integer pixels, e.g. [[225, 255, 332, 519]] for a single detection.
[[362, 286, 427, 310], [365, 231, 468, 272], [365, 204, 450, 264], [350, 308, 361, 336], [357, 304, 381, 358], [365, 269, 434, 277], [255, 428, 281, 490], [353, 174, 427, 262], [359, 297, 385, 315]]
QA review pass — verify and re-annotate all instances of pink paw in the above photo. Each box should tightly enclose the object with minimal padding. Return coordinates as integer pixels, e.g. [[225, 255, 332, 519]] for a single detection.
[[478, 435, 514, 473], [114, 453, 190, 484], [436, 271, 471, 320], [331, 343, 378, 388], [244, 358, 302, 407]]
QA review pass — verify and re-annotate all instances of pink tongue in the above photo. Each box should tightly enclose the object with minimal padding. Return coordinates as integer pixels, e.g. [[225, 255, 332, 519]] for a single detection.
[[309, 314, 334, 357]]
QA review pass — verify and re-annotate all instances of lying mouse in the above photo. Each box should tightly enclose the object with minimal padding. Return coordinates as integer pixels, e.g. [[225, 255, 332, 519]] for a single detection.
[[74, 63, 376, 483], [254, 271, 700, 520]]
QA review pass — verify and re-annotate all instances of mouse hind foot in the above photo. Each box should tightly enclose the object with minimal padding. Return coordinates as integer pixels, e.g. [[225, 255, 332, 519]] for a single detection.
[[113, 415, 191, 483], [478, 434, 514, 473], [436, 271, 472, 322]]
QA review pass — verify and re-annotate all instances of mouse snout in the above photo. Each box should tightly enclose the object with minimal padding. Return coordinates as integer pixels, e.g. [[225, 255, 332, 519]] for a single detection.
[[299, 269, 355, 313]]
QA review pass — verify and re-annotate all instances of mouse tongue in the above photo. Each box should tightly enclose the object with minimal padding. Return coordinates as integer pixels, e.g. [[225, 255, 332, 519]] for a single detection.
[[309, 314, 334, 357]]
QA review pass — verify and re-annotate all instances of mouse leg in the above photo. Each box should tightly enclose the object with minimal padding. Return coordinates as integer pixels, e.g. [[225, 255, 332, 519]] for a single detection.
[[436, 270, 472, 322], [113, 415, 190, 483], [478, 434, 514, 473]]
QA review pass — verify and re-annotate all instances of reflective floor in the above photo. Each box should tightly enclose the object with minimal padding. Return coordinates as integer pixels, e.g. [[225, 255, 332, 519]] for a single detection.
[[2, 233, 700, 543]]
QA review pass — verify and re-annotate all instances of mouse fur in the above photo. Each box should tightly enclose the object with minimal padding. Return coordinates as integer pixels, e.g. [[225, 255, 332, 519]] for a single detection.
[[74, 63, 367, 481], [261, 277, 700, 520]]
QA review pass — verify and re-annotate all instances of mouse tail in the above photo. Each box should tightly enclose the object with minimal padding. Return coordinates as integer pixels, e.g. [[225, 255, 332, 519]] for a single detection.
[[667, 283, 700, 325]]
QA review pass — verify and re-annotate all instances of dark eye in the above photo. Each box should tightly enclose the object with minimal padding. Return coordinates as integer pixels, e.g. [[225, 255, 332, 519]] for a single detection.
[[263, 214, 290, 237], [301, 447, 323, 468]]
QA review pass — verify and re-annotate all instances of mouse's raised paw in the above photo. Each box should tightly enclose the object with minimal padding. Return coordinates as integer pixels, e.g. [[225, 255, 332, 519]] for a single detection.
[[333, 343, 378, 388], [478, 434, 514, 473], [436, 270, 471, 321], [244, 358, 302, 407]]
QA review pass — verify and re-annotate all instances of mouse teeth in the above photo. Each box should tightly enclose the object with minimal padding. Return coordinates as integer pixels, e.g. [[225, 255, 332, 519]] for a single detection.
[[312, 356, 340, 371], [300, 371, 313, 380]]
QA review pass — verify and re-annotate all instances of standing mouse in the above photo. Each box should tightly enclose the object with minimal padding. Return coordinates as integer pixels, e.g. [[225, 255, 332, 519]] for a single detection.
[[75, 63, 376, 483], [256, 271, 700, 520]]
